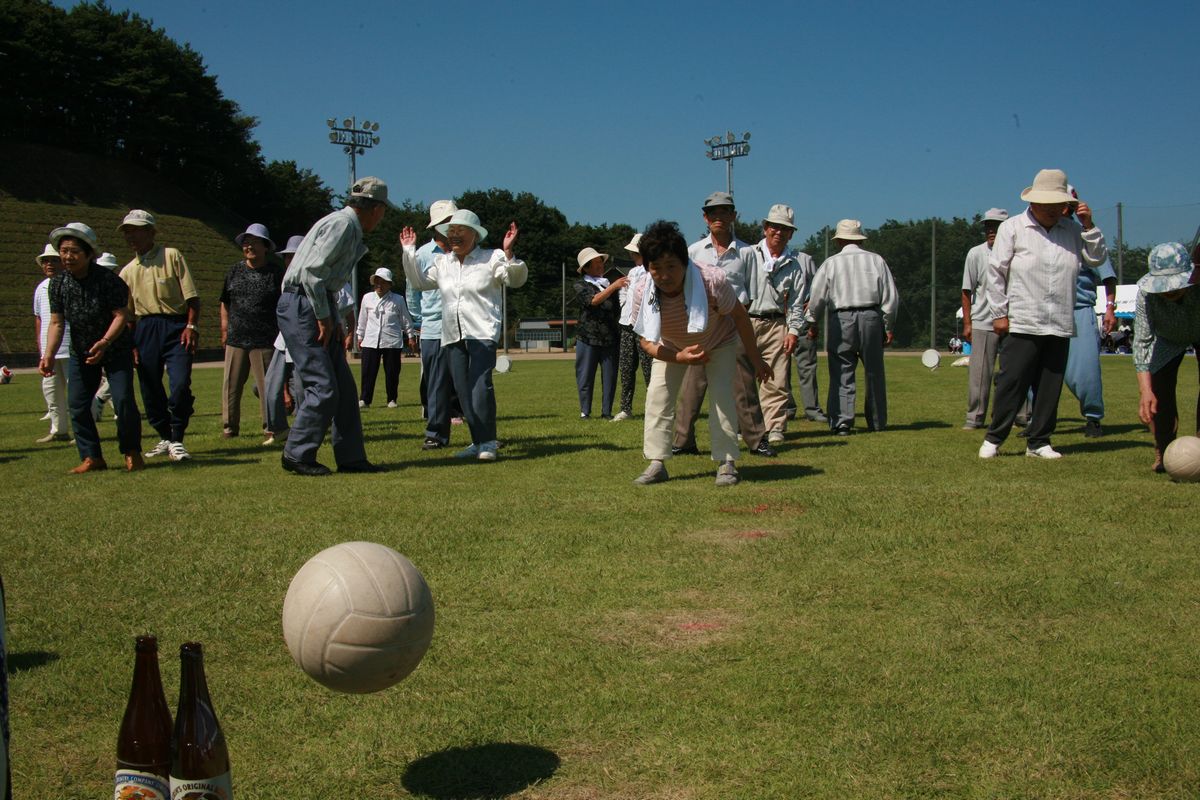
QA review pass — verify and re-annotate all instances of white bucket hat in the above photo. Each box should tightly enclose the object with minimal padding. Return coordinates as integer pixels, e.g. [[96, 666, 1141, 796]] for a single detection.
[[235, 222, 276, 251], [96, 252, 120, 269], [435, 210, 488, 244], [118, 209, 156, 229], [983, 208, 1009, 223], [427, 200, 458, 230], [624, 233, 642, 254], [764, 204, 796, 229], [833, 219, 867, 241], [576, 247, 609, 274], [50, 222, 99, 252], [36, 243, 59, 264], [1019, 169, 1074, 204], [370, 267, 395, 286]]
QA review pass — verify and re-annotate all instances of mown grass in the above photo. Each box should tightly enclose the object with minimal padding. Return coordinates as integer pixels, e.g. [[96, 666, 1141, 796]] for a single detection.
[[2, 355, 1198, 799]]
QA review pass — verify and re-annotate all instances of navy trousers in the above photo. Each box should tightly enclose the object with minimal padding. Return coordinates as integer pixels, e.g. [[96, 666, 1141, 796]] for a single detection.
[[575, 339, 618, 417], [68, 352, 141, 461], [133, 315, 194, 442], [445, 339, 498, 445]]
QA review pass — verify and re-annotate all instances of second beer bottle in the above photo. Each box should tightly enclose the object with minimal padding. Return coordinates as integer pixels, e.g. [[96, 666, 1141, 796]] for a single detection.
[[170, 642, 233, 798]]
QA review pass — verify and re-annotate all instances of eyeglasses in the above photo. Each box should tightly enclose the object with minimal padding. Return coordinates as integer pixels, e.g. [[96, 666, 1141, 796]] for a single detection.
[[59, 246, 87, 257]]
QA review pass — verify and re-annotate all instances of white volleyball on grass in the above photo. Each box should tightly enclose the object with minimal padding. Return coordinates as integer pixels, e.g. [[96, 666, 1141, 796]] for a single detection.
[[282, 541, 434, 693], [1163, 436, 1200, 483]]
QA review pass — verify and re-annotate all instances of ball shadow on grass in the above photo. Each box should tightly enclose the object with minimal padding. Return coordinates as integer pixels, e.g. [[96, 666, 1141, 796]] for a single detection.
[[6, 650, 59, 674], [401, 742, 560, 799]]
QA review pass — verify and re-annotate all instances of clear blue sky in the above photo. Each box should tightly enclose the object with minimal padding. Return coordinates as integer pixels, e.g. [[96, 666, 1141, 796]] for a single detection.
[[60, 0, 1200, 248]]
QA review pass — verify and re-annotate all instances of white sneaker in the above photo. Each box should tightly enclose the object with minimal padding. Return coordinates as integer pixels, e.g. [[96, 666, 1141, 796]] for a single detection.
[[715, 460, 740, 486], [978, 440, 1000, 459], [610, 410, 632, 422], [477, 441, 498, 461], [454, 443, 479, 459], [144, 439, 172, 458], [768, 430, 785, 444], [168, 441, 191, 461], [39, 411, 51, 421], [1026, 445, 1062, 460], [387, 401, 398, 409], [358, 399, 366, 408]]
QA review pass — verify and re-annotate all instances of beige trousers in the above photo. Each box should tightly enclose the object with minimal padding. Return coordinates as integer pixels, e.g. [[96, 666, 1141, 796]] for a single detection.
[[752, 317, 790, 433], [222, 345, 272, 433], [644, 341, 739, 462]]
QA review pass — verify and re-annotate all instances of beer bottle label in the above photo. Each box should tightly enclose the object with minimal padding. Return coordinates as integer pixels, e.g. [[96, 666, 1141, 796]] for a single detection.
[[169, 773, 232, 799], [114, 769, 169, 799]]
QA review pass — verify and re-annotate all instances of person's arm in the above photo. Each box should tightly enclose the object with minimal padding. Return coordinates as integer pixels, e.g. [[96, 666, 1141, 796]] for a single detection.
[[39, 314, 65, 376], [34, 314, 41, 354], [493, 223, 528, 288], [355, 295, 369, 346], [878, 261, 899, 346], [399, 228, 437, 291], [961, 290, 974, 343], [219, 302, 229, 347], [590, 277, 627, 306], [986, 226, 1014, 336], [85, 306, 131, 366], [1074, 202, 1108, 267], [639, 336, 707, 365], [1137, 369, 1156, 425], [730, 303, 772, 382]]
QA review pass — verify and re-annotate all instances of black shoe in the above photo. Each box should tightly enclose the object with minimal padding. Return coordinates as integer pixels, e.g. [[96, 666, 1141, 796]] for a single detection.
[[422, 437, 446, 450], [834, 424, 851, 437], [785, 407, 798, 420], [339, 460, 383, 473], [1084, 418, 1103, 438], [671, 444, 701, 456], [750, 440, 777, 457], [282, 454, 331, 476]]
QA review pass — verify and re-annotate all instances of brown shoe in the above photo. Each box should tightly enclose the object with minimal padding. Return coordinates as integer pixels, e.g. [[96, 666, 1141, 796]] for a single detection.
[[69, 457, 108, 474], [124, 452, 145, 472]]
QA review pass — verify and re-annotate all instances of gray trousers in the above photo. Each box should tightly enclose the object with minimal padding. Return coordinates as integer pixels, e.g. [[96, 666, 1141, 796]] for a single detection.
[[792, 334, 822, 415], [264, 349, 302, 434], [827, 308, 886, 431], [276, 291, 366, 466], [672, 336, 766, 450], [965, 328, 999, 426]]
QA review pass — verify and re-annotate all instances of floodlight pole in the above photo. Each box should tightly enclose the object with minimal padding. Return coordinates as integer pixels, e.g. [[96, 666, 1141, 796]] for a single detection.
[[326, 115, 382, 334], [704, 130, 752, 198], [930, 219, 937, 349]]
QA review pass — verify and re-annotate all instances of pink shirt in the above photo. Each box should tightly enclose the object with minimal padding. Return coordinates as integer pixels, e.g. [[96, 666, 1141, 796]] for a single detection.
[[632, 264, 738, 351]]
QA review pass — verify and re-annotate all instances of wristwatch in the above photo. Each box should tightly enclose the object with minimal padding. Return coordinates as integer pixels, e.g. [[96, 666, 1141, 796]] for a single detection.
[[185, 323, 198, 331]]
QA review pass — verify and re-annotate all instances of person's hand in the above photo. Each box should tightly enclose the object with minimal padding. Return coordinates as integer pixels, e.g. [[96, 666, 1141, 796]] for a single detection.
[[993, 316, 1009, 336], [883, 330, 895, 347], [503, 221, 519, 256], [283, 386, 295, 414], [1103, 308, 1117, 335], [39, 356, 54, 377], [132, 346, 140, 367], [753, 356, 773, 383], [181, 326, 197, 354], [1075, 201, 1094, 229], [806, 327, 818, 340], [343, 333, 353, 351], [783, 333, 798, 355], [316, 316, 334, 346], [1139, 388, 1157, 426], [399, 226, 417, 248], [676, 344, 709, 365], [612, 276, 629, 290], [962, 320, 972, 343], [85, 337, 110, 365]]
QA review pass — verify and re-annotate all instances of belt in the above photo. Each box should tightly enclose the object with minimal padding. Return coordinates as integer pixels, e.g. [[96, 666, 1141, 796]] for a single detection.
[[282, 285, 301, 294], [837, 305, 879, 312], [749, 312, 784, 320]]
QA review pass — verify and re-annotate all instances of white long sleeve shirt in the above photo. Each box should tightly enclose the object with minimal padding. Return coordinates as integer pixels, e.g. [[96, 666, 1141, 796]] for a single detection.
[[402, 245, 527, 345], [355, 290, 413, 349], [986, 209, 1107, 337]]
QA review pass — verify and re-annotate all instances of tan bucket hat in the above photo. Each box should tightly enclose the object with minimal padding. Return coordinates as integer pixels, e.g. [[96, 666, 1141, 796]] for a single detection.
[[1020, 169, 1073, 204], [427, 199, 458, 230], [764, 204, 796, 229], [624, 233, 642, 254], [833, 219, 867, 241], [118, 209, 156, 229], [576, 247, 609, 274]]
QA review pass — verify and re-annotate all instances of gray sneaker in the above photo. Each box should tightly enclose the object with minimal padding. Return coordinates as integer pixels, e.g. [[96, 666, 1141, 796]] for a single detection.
[[715, 461, 740, 487], [633, 461, 668, 485]]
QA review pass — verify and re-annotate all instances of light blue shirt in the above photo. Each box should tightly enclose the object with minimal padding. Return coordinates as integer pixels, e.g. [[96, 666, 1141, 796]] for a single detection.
[[281, 207, 366, 320], [1074, 259, 1117, 309], [688, 234, 750, 305], [408, 239, 445, 340]]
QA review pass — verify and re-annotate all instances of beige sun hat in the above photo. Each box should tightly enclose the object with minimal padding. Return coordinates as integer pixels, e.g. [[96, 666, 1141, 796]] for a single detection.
[[764, 204, 796, 229], [119, 209, 156, 229], [624, 233, 642, 254], [1019, 169, 1073, 204], [833, 219, 867, 241], [96, 252, 120, 269], [36, 243, 59, 264], [370, 267, 395, 286], [983, 208, 1009, 223], [426, 199, 458, 230], [50, 222, 99, 252], [576, 247, 610, 274], [435, 209, 488, 244]]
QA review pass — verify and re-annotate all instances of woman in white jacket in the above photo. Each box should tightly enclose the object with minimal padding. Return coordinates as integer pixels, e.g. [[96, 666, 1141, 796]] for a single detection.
[[401, 210, 525, 461], [355, 267, 414, 409]]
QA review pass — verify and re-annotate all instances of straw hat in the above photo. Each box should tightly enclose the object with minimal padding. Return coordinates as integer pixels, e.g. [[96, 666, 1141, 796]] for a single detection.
[[576, 247, 609, 274], [832, 219, 867, 241], [1019, 169, 1074, 204], [1138, 243, 1195, 295]]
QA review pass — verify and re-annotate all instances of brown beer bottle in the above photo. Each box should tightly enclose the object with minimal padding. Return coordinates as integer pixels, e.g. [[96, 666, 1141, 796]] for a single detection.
[[114, 635, 172, 800], [170, 642, 232, 798]]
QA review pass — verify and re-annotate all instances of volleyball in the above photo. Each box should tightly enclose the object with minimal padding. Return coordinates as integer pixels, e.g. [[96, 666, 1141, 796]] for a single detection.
[[1163, 436, 1200, 483], [282, 541, 435, 693]]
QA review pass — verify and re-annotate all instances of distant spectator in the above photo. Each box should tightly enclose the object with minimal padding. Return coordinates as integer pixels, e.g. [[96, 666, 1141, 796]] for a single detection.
[[573, 247, 625, 419], [401, 210, 527, 462], [220, 223, 283, 438], [41, 223, 143, 473], [32, 243, 71, 444], [355, 267, 414, 409], [1133, 242, 1200, 473], [614, 233, 652, 422], [119, 209, 199, 463]]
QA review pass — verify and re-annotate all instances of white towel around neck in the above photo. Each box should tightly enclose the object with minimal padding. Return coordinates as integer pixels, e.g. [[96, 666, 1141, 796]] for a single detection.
[[632, 261, 708, 343]]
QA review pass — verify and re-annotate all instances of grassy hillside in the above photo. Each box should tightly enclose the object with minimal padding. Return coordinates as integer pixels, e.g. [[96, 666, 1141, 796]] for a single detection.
[[0, 142, 248, 361]]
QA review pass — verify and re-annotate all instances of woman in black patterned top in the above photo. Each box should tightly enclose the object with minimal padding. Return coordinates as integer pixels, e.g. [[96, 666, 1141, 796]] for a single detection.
[[40, 223, 143, 473], [220, 224, 284, 437], [573, 247, 627, 419]]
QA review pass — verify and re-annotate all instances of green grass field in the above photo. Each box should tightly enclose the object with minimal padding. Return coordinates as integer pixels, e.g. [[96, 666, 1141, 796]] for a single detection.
[[2, 354, 1198, 799]]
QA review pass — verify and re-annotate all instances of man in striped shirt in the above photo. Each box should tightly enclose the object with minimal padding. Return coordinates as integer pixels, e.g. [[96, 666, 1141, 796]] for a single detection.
[[804, 219, 900, 435]]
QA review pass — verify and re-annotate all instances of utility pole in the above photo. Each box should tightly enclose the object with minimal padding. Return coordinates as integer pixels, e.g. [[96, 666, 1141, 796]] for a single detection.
[[1116, 201, 1124, 284]]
